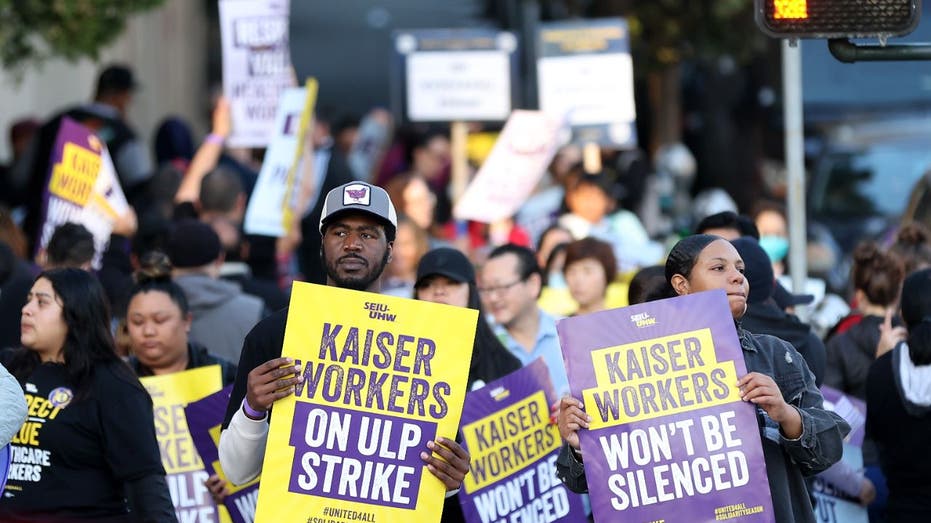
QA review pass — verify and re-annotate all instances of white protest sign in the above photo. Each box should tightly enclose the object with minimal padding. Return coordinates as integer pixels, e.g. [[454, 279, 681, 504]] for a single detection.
[[220, 0, 296, 148], [453, 110, 567, 223], [244, 81, 316, 237]]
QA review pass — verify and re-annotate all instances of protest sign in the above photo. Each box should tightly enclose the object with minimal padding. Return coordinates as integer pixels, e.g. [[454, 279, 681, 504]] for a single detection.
[[453, 110, 567, 223], [254, 282, 478, 522], [220, 0, 296, 148], [186, 386, 260, 523], [537, 18, 637, 147], [557, 289, 774, 522], [392, 28, 518, 123], [37, 117, 129, 270], [140, 366, 224, 523], [347, 108, 394, 182], [0, 444, 10, 493], [244, 79, 318, 237], [458, 359, 586, 523], [812, 387, 868, 523]]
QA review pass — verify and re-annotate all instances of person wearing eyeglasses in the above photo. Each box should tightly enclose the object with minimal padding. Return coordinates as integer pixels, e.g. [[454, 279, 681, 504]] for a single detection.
[[479, 244, 569, 398]]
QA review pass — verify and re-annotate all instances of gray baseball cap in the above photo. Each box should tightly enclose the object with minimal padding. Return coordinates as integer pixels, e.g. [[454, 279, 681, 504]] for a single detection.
[[319, 181, 398, 234]]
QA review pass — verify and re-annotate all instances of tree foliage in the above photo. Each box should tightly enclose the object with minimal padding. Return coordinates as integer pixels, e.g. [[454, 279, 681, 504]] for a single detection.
[[588, 0, 766, 72], [0, 0, 166, 72]]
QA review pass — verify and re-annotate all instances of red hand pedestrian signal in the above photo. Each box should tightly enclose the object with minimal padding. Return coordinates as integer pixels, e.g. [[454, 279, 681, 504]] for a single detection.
[[755, 0, 921, 39]]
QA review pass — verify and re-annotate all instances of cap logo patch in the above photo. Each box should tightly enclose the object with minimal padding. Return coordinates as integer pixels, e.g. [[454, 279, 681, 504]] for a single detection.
[[344, 184, 371, 206]]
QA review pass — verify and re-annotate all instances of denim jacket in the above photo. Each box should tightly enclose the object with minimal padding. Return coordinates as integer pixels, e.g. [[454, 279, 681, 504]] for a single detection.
[[556, 325, 850, 523]]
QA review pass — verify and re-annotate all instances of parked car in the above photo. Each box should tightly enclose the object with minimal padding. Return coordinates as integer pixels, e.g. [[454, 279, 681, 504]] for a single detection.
[[806, 116, 931, 292]]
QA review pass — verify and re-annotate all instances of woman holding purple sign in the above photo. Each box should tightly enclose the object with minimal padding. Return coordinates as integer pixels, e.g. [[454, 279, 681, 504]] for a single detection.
[[555, 234, 849, 523], [0, 268, 176, 522]]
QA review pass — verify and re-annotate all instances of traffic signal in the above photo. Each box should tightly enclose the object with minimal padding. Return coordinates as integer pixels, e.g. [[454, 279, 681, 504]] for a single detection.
[[755, 0, 922, 39]]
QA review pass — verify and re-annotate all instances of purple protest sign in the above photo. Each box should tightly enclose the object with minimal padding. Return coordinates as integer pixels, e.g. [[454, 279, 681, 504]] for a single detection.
[[820, 386, 866, 448], [557, 290, 774, 522], [0, 444, 10, 494], [458, 359, 586, 523], [37, 117, 129, 269], [286, 402, 434, 509], [185, 386, 259, 523]]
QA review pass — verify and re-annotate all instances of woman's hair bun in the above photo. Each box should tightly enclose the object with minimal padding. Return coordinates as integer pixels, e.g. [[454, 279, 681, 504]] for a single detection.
[[135, 251, 173, 284]]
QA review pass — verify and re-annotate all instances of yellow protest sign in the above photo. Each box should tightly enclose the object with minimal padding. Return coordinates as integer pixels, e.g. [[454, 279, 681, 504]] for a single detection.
[[255, 282, 478, 523], [141, 365, 224, 522]]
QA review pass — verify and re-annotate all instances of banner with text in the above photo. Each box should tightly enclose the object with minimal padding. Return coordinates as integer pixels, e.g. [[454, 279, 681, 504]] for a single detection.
[[458, 358, 586, 523], [141, 366, 224, 523], [537, 18, 637, 147], [453, 110, 566, 223], [255, 282, 478, 522], [244, 79, 317, 237], [38, 117, 129, 269], [220, 0, 296, 147], [186, 386, 260, 523], [813, 387, 868, 523], [557, 290, 774, 522], [392, 28, 518, 122]]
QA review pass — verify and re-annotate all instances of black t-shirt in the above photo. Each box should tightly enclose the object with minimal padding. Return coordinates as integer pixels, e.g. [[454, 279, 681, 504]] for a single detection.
[[0, 360, 165, 521]]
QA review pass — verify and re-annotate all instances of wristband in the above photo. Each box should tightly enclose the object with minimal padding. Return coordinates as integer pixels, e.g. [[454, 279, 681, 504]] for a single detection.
[[241, 398, 267, 420], [205, 133, 225, 146]]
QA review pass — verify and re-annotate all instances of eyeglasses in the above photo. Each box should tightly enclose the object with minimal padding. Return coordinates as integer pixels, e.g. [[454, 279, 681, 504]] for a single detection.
[[478, 279, 524, 296]]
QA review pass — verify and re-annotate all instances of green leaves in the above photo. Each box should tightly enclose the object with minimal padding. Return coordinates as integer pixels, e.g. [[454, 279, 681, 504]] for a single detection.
[[0, 0, 164, 72]]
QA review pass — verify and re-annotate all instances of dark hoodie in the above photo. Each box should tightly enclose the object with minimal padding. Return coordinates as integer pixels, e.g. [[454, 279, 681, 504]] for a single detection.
[[175, 273, 264, 364], [866, 342, 931, 521]]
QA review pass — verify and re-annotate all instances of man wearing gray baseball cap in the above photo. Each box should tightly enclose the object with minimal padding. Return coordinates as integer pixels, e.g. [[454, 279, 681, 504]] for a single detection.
[[218, 182, 470, 496]]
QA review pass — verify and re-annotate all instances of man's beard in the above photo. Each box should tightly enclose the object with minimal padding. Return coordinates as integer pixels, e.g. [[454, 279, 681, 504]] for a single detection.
[[323, 249, 391, 291]]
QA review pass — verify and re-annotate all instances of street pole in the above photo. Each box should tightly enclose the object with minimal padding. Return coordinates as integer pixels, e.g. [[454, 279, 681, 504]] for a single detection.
[[782, 39, 808, 315]]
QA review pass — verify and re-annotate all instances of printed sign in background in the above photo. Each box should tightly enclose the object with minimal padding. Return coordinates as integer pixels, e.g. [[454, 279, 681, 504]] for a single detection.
[[557, 290, 774, 522], [37, 117, 129, 270], [220, 0, 296, 148], [243, 79, 317, 237], [812, 387, 868, 523], [392, 28, 519, 123], [255, 283, 478, 522], [537, 18, 637, 147], [458, 358, 586, 523], [141, 366, 224, 523], [186, 386, 260, 523]]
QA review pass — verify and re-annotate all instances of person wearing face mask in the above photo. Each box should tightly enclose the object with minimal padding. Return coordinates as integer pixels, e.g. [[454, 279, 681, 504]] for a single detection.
[[753, 201, 790, 276], [555, 234, 849, 523]]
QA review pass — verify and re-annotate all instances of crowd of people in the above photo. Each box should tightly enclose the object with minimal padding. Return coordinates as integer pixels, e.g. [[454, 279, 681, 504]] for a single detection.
[[0, 62, 930, 523]]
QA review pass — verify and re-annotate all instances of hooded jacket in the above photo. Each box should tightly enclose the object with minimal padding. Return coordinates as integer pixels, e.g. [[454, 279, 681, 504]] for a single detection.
[[175, 274, 264, 364], [866, 342, 931, 520]]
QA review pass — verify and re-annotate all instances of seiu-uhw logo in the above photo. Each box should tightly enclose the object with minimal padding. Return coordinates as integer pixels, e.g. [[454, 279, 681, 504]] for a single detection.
[[364, 302, 396, 322], [629, 312, 657, 328]]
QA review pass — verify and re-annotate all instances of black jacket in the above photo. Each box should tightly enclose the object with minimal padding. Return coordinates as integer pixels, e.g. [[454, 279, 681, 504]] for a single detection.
[[825, 314, 885, 401], [129, 342, 238, 386], [866, 344, 931, 521]]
